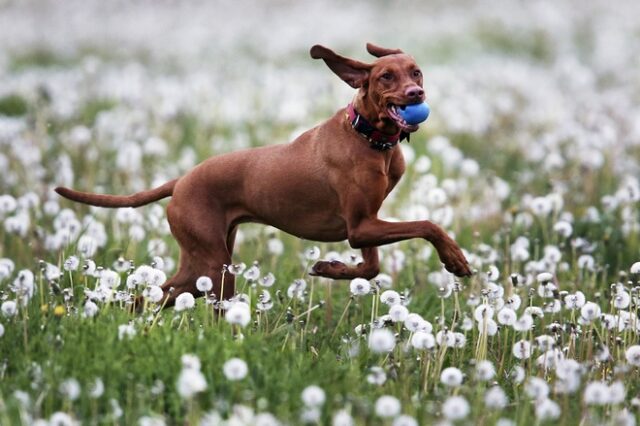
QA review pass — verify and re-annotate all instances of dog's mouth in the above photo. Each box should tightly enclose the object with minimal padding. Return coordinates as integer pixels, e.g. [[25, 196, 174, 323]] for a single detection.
[[386, 104, 420, 133]]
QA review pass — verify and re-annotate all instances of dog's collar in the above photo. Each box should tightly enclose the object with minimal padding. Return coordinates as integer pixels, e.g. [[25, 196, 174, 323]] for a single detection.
[[346, 103, 409, 151]]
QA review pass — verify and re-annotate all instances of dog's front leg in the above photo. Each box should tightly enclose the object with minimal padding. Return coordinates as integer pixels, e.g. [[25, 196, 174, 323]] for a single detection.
[[347, 218, 472, 277]]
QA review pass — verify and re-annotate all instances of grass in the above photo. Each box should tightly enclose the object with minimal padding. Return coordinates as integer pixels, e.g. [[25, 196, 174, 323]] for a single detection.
[[1, 5, 640, 423]]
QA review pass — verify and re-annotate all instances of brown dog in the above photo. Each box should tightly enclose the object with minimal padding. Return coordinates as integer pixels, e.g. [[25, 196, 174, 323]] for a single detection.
[[56, 43, 472, 307]]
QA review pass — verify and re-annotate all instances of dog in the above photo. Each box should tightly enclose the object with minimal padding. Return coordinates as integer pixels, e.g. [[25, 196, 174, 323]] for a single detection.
[[56, 43, 472, 308]]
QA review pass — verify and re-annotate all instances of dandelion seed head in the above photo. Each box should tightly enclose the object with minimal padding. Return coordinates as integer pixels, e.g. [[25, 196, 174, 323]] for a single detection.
[[301, 385, 325, 407], [196, 276, 213, 292], [223, 358, 248, 381], [368, 329, 395, 353], [441, 395, 470, 420], [350, 278, 371, 296], [374, 395, 401, 418], [174, 293, 195, 312], [440, 367, 464, 387]]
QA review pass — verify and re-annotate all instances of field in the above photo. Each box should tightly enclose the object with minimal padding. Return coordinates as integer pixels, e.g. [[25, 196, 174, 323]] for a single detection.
[[1, 0, 640, 424]]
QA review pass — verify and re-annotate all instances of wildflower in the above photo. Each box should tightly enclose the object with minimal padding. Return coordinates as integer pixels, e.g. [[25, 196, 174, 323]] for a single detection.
[[486, 265, 500, 281], [631, 262, 640, 274], [625, 345, 640, 366], [143, 286, 164, 303], [59, 378, 81, 401], [609, 381, 626, 404], [49, 412, 76, 426], [504, 295, 522, 311], [366, 367, 387, 385], [475, 360, 495, 381], [226, 302, 251, 327], [389, 305, 408, 322], [580, 302, 601, 322], [83, 301, 99, 318], [305, 246, 321, 261], [436, 330, 457, 346], [0, 323, 4, 338], [583, 381, 609, 405], [368, 329, 395, 353], [301, 385, 325, 407], [259, 273, 276, 287], [196, 276, 213, 292], [404, 313, 430, 333], [509, 366, 526, 384], [595, 345, 610, 362], [139, 415, 166, 426], [350, 278, 371, 296], [442, 396, 470, 420], [63, 256, 80, 271], [88, 378, 104, 398], [485, 386, 508, 409], [118, 323, 136, 340], [536, 272, 553, 283], [553, 220, 573, 238], [287, 279, 307, 299], [148, 269, 166, 286], [440, 367, 464, 387], [477, 318, 498, 336], [380, 290, 401, 306], [223, 358, 248, 381], [534, 399, 560, 421], [577, 255, 595, 270], [512, 315, 533, 332], [181, 354, 201, 370], [497, 308, 517, 325], [375, 395, 401, 418], [411, 331, 435, 350], [254, 413, 280, 426], [374, 273, 393, 289], [176, 368, 207, 399], [453, 332, 466, 348], [525, 377, 549, 399], [535, 335, 555, 351], [564, 291, 585, 309], [333, 410, 354, 426], [54, 305, 66, 317], [267, 238, 284, 256], [474, 304, 494, 322], [99, 269, 120, 289], [243, 265, 260, 281], [2, 300, 17, 317], [11, 270, 34, 301], [614, 290, 631, 309], [227, 263, 247, 275], [524, 306, 544, 318], [174, 293, 195, 312]]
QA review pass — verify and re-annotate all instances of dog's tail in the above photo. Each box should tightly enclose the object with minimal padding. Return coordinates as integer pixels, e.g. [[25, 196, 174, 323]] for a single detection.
[[55, 179, 178, 208]]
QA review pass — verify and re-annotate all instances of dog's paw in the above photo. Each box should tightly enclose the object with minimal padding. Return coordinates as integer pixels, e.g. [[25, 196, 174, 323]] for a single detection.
[[310, 260, 347, 279], [435, 240, 473, 278]]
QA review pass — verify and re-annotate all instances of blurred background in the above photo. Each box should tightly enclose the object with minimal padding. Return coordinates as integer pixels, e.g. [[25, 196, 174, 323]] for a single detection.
[[0, 0, 639, 268]]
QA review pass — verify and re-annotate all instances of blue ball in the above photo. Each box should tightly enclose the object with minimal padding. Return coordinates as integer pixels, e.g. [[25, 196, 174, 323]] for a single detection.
[[398, 102, 430, 125]]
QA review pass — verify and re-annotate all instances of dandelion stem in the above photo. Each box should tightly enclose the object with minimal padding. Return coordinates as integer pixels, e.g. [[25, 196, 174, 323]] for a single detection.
[[331, 297, 353, 339]]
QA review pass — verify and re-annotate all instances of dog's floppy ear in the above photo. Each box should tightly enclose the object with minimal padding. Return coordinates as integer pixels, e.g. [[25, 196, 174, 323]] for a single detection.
[[310, 45, 372, 89], [366, 43, 403, 58]]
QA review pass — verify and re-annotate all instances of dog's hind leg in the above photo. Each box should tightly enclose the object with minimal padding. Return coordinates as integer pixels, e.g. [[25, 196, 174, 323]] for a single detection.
[[310, 246, 380, 280], [157, 203, 236, 308]]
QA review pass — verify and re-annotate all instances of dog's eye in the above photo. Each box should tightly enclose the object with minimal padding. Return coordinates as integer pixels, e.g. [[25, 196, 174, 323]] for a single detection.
[[413, 69, 422, 78], [380, 72, 393, 81]]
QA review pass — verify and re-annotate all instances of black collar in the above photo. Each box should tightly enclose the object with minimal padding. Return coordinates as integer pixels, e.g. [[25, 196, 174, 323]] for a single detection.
[[346, 103, 409, 151]]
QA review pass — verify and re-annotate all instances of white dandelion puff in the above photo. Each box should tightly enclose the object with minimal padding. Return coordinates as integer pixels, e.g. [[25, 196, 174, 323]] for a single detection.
[[223, 358, 248, 381]]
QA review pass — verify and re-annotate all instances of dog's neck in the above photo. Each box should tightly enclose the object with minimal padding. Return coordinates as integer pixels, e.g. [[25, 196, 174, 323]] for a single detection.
[[352, 91, 399, 135]]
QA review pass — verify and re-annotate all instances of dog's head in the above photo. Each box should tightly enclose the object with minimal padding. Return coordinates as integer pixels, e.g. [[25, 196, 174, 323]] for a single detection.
[[310, 43, 425, 134]]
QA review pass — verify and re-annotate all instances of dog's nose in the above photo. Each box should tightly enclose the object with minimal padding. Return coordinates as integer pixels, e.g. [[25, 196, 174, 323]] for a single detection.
[[405, 87, 425, 101]]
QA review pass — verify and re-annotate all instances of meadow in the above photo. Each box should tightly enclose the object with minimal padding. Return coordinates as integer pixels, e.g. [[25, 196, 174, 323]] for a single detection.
[[1, 0, 640, 424]]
